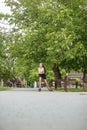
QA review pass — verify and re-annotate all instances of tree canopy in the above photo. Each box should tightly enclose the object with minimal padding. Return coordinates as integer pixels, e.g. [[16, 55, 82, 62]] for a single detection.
[[0, 0, 87, 83]]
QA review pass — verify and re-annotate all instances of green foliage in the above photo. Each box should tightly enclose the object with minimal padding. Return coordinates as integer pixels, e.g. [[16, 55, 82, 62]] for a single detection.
[[0, 0, 86, 81]]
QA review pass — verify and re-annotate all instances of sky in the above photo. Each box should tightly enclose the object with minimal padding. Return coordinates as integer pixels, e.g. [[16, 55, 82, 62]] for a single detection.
[[0, 0, 11, 14], [0, 0, 12, 30]]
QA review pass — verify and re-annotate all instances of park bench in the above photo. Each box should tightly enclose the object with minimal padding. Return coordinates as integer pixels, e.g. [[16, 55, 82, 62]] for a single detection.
[[67, 73, 83, 78], [64, 73, 84, 91]]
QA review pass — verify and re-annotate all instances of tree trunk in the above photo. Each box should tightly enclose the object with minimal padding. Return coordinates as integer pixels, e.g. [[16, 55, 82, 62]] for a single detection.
[[52, 64, 61, 89], [83, 69, 87, 83]]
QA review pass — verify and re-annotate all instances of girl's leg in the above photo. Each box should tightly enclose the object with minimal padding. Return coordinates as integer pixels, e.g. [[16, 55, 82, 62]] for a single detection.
[[39, 77, 42, 91], [44, 79, 49, 88], [44, 79, 53, 91]]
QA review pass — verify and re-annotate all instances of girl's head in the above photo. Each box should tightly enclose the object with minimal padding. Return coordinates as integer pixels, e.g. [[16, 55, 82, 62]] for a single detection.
[[39, 63, 43, 68]]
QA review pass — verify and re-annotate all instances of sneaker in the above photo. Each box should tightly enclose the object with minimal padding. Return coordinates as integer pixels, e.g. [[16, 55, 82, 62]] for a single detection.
[[38, 88, 41, 92]]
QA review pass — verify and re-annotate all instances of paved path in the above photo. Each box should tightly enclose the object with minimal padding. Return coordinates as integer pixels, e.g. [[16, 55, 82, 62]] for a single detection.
[[0, 88, 87, 130]]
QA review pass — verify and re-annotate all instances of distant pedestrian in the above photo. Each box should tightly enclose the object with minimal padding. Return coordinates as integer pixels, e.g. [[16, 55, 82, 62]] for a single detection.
[[38, 63, 52, 91]]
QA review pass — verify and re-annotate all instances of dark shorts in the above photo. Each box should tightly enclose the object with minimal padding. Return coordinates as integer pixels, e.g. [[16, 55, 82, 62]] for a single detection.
[[39, 74, 46, 79]]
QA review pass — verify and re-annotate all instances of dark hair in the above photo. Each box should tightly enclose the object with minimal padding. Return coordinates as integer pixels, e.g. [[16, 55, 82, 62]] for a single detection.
[[42, 64, 46, 73]]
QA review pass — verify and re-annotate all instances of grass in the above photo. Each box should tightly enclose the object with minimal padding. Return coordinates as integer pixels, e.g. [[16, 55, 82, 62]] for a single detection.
[[56, 87, 87, 92], [0, 86, 11, 91], [0, 86, 87, 92]]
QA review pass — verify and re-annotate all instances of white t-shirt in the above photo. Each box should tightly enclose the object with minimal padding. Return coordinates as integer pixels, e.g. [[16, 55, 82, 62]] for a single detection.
[[38, 67, 44, 74]]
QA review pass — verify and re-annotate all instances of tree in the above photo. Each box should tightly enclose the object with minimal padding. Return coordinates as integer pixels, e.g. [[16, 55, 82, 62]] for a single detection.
[[3, 0, 87, 86]]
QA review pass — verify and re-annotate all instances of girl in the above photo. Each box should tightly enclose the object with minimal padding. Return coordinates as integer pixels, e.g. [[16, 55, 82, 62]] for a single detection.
[[38, 63, 52, 91]]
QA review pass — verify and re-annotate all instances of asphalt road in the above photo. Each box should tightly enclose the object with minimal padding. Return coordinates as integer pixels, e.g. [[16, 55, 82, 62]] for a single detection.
[[0, 88, 87, 130]]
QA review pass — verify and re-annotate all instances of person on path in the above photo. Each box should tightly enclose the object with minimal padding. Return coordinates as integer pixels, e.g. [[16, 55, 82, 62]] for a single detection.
[[38, 63, 52, 91]]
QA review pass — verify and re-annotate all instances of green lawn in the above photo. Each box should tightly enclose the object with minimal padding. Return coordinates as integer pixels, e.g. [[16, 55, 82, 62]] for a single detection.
[[56, 87, 87, 92], [0, 86, 87, 92], [0, 87, 11, 91]]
